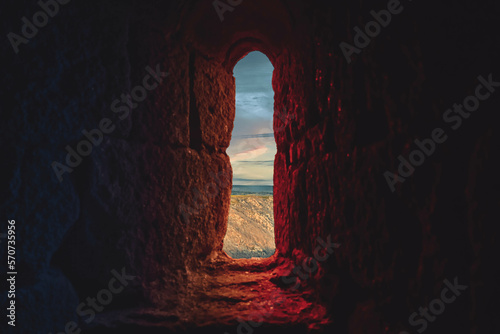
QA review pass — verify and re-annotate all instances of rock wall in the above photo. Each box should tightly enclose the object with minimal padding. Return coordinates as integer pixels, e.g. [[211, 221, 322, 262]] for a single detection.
[[1, 0, 499, 333], [272, 1, 500, 332]]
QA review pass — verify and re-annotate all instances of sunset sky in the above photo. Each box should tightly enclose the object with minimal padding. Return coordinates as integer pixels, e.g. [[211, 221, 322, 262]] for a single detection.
[[228, 51, 275, 186]]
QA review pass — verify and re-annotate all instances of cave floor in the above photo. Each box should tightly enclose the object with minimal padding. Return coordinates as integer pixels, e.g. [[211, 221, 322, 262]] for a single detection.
[[88, 254, 330, 334]]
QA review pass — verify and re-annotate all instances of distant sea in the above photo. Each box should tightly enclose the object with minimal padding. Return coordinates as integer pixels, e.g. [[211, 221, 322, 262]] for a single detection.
[[231, 185, 273, 195]]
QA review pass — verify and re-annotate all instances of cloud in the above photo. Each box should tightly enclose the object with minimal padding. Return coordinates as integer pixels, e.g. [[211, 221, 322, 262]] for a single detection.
[[232, 179, 272, 186], [230, 146, 268, 163], [234, 133, 274, 139], [236, 160, 274, 166], [230, 51, 275, 185], [233, 178, 270, 183]]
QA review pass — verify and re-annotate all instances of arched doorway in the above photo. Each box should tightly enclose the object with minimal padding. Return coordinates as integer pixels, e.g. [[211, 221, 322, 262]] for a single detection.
[[223, 51, 276, 259]]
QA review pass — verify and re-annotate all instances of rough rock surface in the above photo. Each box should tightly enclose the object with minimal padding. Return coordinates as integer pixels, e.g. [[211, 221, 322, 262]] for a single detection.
[[86, 255, 330, 334], [1, 0, 499, 333]]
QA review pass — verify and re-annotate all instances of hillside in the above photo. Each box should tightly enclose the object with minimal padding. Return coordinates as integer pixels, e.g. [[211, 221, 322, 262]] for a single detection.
[[223, 195, 276, 259]]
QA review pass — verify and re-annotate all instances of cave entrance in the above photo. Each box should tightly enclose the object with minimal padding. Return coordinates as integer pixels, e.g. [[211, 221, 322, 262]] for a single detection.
[[222, 51, 276, 259]]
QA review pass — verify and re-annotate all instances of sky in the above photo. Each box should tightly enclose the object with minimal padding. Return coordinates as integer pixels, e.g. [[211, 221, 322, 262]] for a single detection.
[[228, 51, 275, 186]]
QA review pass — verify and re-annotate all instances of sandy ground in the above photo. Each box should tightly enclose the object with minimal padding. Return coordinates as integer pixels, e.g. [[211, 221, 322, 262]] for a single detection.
[[223, 195, 276, 258]]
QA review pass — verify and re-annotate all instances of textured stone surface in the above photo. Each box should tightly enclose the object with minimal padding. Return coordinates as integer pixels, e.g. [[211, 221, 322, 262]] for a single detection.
[[86, 255, 330, 334], [1, 0, 499, 333]]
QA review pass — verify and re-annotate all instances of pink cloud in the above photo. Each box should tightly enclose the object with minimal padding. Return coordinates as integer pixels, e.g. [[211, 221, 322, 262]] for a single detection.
[[230, 146, 268, 163]]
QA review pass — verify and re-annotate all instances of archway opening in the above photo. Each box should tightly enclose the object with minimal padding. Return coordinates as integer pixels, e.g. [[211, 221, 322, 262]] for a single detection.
[[223, 51, 276, 259]]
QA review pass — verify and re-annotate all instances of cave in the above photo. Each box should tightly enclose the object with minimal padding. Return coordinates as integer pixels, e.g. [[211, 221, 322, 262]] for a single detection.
[[2, 0, 500, 333]]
